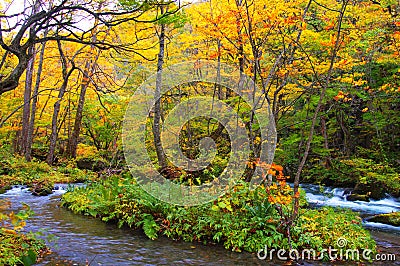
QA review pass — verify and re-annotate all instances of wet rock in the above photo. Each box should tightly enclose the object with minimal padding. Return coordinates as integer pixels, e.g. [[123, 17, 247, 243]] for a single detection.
[[367, 212, 400, 226], [346, 193, 370, 202], [342, 188, 353, 196]]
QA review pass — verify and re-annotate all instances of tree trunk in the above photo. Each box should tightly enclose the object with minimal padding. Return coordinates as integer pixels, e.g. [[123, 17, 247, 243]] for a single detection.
[[67, 61, 90, 158], [25, 1, 52, 161], [321, 114, 331, 168], [46, 80, 70, 165], [216, 39, 223, 100], [17, 0, 40, 157], [46, 41, 74, 165], [26, 34, 48, 161], [19, 45, 35, 157], [234, 0, 244, 98], [152, 8, 168, 171]]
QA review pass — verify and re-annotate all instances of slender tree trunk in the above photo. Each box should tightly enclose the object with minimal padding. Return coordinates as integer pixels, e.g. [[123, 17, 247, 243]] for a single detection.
[[152, 8, 168, 171], [67, 61, 90, 158], [26, 35, 48, 161], [19, 0, 41, 158], [26, 1, 52, 161], [46, 41, 74, 165], [47, 80, 70, 164], [234, 0, 244, 98], [292, 0, 349, 219], [321, 114, 331, 168], [20, 45, 35, 157], [216, 39, 223, 100], [242, 0, 260, 182]]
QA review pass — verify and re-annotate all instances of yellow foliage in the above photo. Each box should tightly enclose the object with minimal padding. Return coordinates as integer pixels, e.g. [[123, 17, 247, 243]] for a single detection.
[[76, 144, 98, 158]]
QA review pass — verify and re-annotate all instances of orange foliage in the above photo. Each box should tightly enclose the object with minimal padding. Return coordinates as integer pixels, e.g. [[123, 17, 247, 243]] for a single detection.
[[256, 160, 293, 206]]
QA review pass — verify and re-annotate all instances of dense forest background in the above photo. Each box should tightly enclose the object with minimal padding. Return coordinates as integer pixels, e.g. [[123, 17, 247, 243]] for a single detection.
[[0, 0, 399, 197]]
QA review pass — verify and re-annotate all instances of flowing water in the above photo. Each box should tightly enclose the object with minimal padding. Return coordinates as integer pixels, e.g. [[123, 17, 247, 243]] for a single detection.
[[0, 184, 399, 265], [302, 184, 400, 217], [301, 183, 400, 265]]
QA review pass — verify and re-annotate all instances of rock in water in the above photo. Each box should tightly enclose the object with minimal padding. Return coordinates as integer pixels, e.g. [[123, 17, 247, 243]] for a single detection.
[[346, 193, 370, 202], [31, 180, 53, 196], [367, 212, 400, 226]]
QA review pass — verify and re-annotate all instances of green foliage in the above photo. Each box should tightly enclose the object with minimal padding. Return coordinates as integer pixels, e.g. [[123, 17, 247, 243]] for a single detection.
[[276, 80, 400, 196], [62, 177, 286, 252], [81, 96, 123, 154], [0, 231, 44, 266], [339, 159, 400, 193], [118, 0, 161, 11], [292, 207, 376, 253], [137, 214, 160, 240], [156, 9, 188, 29]]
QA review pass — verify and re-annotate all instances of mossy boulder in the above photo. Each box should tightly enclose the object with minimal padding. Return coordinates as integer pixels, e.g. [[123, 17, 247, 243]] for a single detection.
[[367, 212, 400, 226], [76, 157, 107, 172], [353, 183, 385, 200], [0, 185, 11, 194], [30, 180, 54, 196]]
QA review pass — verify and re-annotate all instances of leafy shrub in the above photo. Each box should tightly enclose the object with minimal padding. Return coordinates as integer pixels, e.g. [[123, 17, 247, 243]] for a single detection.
[[292, 207, 376, 252], [0, 200, 47, 265]]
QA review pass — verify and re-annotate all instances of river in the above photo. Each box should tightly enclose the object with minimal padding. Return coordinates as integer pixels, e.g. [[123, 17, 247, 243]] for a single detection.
[[0, 184, 399, 265]]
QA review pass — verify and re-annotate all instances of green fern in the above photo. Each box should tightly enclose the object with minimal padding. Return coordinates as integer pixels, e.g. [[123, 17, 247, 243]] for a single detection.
[[137, 214, 160, 240]]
